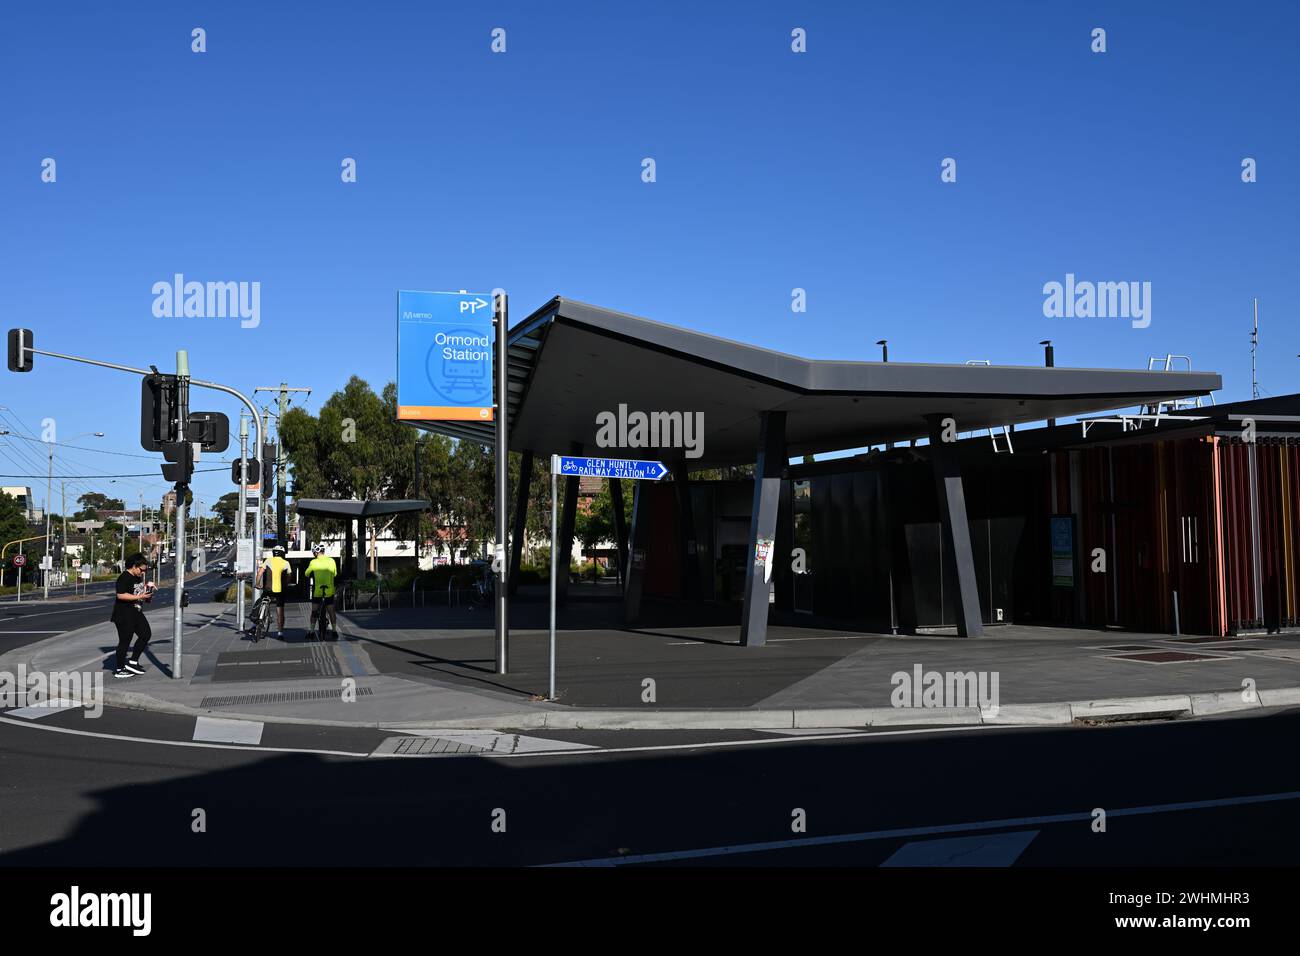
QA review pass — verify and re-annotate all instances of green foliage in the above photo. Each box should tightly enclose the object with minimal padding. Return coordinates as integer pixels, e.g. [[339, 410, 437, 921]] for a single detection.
[[575, 478, 633, 549], [214, 581, 255, 603], [75, 492, 125, 516], [212, 492, 240, 528], [0, 491, 27, 552]]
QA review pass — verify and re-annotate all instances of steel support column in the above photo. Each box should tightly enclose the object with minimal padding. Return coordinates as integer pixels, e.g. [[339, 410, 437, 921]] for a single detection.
[[671, 459, 697, 600], [508, 450, 533, 597], [609, 475, 629, 589], [926, 414, 983, 637], [554, 444, 581, 607], [740, 411, 786, 647], [622, 482, 649, 625]]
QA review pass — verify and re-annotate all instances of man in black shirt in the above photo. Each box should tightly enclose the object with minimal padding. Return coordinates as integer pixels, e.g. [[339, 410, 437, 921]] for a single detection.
[[111, 554, 155, 678]]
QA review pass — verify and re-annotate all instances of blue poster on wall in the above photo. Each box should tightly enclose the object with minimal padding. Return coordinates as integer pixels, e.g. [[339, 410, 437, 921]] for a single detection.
[[1050, 514, 1075, 587]]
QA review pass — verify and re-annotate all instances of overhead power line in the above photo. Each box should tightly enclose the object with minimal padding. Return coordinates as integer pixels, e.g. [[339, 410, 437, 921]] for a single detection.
[[0, 467, 227, 480]]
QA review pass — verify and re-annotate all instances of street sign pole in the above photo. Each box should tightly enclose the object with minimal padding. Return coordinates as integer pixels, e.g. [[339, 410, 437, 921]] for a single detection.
[[495, 292, 509, 675], [545, 455, 667, 700], [549, 455, 558, 700]]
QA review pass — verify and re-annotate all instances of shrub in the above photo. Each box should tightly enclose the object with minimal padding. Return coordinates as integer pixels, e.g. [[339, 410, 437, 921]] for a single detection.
[[214, 582, 254, 603]]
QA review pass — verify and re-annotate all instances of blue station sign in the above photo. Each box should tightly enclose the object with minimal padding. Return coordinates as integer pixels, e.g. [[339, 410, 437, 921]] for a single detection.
[[396, 290, 496, 421], [553, 456, 669, 481]]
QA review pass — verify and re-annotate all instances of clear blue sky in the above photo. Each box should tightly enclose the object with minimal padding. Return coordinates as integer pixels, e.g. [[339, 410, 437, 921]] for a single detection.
[[1, 1, 1296, 515]]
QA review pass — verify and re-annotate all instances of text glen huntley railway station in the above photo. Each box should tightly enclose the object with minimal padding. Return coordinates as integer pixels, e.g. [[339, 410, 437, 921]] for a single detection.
[[404, 297, 1300, 646]]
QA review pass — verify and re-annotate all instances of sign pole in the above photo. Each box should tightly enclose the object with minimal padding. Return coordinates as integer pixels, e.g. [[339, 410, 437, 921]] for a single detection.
[[495, 292, 509, 674], [549, 455, 558, 700]]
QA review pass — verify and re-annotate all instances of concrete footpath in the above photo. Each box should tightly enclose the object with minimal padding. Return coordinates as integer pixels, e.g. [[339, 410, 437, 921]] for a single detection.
[[4, 593, 1300, 731]]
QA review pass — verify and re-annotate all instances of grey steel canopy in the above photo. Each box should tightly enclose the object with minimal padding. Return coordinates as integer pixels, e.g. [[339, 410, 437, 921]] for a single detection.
[[404, 297, 1222, 466], [294, 499, 429, 519]]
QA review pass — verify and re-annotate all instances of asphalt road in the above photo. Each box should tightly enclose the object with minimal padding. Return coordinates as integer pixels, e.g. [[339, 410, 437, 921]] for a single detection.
[[0, 548, 228, 656], [1, 703, 1297, 867]]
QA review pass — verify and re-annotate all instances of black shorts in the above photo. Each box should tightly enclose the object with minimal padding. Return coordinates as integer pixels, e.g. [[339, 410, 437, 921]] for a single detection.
[[272, 591, 286, 608], [311, 595, 334, 606]]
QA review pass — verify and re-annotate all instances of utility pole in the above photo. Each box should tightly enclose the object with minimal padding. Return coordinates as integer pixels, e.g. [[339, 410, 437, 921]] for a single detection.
[[254, 383, 311, 549], [1251, 298, 1260, 400], [61, 481, 66, 585], [43, 442, 52, 599]]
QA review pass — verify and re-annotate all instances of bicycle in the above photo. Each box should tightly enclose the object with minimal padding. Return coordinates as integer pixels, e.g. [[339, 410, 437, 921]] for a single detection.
[[247, 588, 273, 643], [468, 568, 495, 609], [308, 592, 336, 641]]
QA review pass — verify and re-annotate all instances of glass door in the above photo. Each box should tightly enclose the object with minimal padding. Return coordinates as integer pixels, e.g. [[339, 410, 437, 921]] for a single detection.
[[792, 480, 813, 613]]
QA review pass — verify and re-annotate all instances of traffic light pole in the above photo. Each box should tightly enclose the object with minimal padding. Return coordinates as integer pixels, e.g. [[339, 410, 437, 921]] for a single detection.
[[236, 414, 248, 630], [172, 351, 189, 681], [13, 340, 265, 679]]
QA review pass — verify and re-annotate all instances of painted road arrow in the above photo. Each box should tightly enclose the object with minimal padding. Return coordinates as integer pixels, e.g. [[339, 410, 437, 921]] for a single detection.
[[553, 456, 669, 481]]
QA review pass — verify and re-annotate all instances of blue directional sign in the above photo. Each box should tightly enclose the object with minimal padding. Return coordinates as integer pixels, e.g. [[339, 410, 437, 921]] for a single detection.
[[396, 290, 496, 422], [554, 456, 669, 480]]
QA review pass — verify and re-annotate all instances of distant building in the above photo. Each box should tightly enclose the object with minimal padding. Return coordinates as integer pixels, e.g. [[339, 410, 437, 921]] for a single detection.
[[1, 485, 36, 521]]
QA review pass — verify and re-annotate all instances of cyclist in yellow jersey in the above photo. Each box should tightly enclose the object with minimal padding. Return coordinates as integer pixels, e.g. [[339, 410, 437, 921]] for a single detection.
[[255, 545, 293, 639], [305, 543, 338, 641]]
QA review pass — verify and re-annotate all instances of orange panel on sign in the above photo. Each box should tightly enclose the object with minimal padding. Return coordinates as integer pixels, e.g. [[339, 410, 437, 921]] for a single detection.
[[397, 406, 495, 422]]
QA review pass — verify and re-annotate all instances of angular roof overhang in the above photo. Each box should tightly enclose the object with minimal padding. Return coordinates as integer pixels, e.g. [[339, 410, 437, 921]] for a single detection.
[[295, 499, 428, 519], [402, 297, 1223, 467]]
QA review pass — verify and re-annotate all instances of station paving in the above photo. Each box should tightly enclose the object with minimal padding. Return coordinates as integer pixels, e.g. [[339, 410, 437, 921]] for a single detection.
[[3, 583, 1300, 733]]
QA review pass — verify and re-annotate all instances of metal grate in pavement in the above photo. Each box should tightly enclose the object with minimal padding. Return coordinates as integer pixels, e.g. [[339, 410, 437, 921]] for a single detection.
[[1105, 651, 1234, 664], [199, 687, 374, 708], [372, 735, 490, 756]]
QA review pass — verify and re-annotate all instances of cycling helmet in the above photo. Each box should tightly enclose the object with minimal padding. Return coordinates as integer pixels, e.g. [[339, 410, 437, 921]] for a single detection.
[[312, 543, 326, 555], [271, 545, 286, 556]]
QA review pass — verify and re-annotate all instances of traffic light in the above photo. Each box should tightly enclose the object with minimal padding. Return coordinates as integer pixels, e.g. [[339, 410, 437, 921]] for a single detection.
[[231, 458, 260, 485], [186, 412, 230, 452], [141, 374, 179, 451], [7, 328, 33, 372], [161, 441, 194, 485]]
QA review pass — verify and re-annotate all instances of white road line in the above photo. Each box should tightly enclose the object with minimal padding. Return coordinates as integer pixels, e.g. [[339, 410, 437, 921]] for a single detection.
[[0, 714, 366, 756], [193, 716, 265, 745], [0, 630, 64, 634], [7, 698, 84, 720], [485, 723, 1012, 758], [546, 789, 1300, 866], [880, 830, 1039, 867]]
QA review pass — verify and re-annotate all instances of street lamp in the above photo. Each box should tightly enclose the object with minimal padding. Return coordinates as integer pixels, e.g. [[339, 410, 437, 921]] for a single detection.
[[44, 431, 104, 599]]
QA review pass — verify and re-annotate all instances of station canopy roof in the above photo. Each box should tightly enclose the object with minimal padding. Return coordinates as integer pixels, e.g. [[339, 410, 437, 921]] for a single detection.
[[294, 499, 428, 519], [404, 297, 1223, 467]]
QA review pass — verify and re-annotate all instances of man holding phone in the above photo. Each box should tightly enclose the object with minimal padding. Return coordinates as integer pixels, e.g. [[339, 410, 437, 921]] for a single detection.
[[111, 553, 155, 678]]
